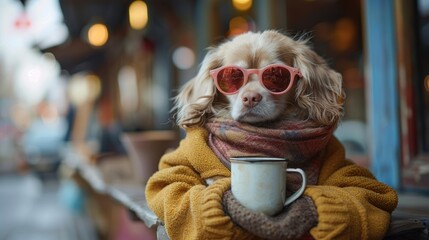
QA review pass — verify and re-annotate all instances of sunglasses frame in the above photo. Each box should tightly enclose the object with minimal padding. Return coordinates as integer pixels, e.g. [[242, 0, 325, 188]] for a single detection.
[[209, 63, 303, 95]]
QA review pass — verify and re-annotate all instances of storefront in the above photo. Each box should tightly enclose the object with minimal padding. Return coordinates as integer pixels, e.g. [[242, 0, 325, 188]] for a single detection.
[[186, 0, 429, 191], [0, 0, 428, 239]]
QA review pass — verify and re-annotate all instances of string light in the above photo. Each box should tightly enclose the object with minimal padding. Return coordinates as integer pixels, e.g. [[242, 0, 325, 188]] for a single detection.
[[129, 0, 148, 30], [87, 23, 108, 47], [229, 16, 250, 36], [232, 0, 252, 11], [68, 73, 101, 106]]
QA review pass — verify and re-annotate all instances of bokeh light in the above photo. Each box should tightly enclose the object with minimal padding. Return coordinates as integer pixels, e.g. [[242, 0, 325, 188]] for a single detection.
[[172, 46, 195, 70], [232, 0, 252, 11], [118, 66, 139, 113], [228, 16, 250, 37], [129, 0, 148, 30], [68, 73, 101, 106], [87, 23, 108, 47]]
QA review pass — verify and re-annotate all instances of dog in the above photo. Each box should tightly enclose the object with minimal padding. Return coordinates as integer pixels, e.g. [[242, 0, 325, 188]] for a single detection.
[[146, 30, 398, 240], [174, 30, 345, 128]]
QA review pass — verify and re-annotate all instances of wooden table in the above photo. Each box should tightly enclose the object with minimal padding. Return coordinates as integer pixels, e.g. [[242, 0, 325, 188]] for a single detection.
[[62, 146, 169, 240], [62, 144, 429, 240]]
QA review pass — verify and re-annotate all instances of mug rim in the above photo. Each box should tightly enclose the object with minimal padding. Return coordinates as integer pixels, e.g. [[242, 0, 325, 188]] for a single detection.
[[230, 156, 288, 163]]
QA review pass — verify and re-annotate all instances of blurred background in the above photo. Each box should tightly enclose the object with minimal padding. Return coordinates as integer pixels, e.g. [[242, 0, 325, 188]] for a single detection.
[[0, 0, 428, 239]]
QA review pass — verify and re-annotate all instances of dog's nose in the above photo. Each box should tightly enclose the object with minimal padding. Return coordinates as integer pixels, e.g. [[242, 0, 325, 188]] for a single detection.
[[242, 91, 262, 108]]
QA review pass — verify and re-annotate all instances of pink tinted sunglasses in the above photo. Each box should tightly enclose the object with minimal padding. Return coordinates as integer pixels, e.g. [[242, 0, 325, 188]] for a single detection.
[[209, 64, 303, 95]]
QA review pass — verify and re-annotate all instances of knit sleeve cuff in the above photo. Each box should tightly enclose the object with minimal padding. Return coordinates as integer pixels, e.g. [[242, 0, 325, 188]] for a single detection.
[[305, 186, 367, 240], [201, 178, 252, 239]]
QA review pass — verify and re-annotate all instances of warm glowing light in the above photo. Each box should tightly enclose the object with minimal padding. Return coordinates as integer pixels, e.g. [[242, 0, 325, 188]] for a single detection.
[[129, 0, 148, 30], [118, 66, 139, 113], [172, 47, 195, 70], [68, 73, 101, 105], [229, 16, 250, 36], [232, 0, 252, 11], [14, 50, 61, 107], [87, 23, 108, 47]]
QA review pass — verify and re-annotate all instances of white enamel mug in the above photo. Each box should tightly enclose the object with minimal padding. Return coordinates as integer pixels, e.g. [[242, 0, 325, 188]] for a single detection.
[[230, 157, 307, 216]]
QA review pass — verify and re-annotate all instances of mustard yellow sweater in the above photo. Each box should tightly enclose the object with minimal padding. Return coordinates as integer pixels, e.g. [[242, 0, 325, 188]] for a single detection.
[[145, 127, 398, 240]]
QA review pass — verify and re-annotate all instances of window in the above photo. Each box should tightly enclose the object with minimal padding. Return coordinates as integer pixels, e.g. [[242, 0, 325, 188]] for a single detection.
[[398, 0, 429, 190]]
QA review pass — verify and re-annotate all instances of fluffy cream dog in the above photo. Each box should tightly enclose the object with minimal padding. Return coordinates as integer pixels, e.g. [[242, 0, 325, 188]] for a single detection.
[[146, 30, 397, 240], [174, 30, 345, 127]]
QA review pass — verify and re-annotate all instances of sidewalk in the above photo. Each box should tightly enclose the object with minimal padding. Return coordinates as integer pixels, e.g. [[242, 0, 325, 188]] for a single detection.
[[0, 173, 97, 240]]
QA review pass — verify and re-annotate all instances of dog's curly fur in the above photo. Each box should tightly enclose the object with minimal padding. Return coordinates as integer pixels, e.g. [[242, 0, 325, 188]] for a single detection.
[[173, 30, 345, 128]]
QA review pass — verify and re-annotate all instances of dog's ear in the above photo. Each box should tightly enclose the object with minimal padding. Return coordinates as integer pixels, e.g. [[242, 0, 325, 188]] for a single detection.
[[173, 48, 222, 128], [293, 42, 345, 125]]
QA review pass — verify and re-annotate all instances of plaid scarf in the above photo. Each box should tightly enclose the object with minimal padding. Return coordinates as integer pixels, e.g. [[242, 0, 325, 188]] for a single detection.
[[205, 118, 336, 185]]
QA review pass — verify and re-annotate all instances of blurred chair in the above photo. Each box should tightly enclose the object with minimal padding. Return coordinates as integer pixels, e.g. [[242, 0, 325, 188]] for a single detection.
[[121, 131, 179, 184]]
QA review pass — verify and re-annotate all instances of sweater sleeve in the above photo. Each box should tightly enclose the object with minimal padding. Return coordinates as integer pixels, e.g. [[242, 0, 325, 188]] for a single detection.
[[305, 139, 398, 240], [145, 132, 255, 240]]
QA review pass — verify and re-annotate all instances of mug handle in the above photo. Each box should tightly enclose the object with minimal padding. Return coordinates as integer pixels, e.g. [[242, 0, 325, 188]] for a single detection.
[[284, 168, 307, 206]]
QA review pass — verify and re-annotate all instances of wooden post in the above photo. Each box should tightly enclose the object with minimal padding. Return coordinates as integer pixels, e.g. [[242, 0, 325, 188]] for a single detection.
[[363, 0, 400, 189]]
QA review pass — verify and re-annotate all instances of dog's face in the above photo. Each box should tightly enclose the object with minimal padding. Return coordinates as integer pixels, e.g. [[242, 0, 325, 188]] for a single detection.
[[214, 33, 298, 123], [174, 30, 345, 127]]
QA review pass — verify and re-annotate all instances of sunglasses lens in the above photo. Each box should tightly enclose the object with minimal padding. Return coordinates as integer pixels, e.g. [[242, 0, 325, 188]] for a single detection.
[[262, 66, 291, 93], [217, 67, 244, 93]]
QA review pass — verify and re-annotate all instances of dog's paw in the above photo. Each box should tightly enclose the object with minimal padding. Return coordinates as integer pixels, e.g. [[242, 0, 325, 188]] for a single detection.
[[205, 176, 225, 185]]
